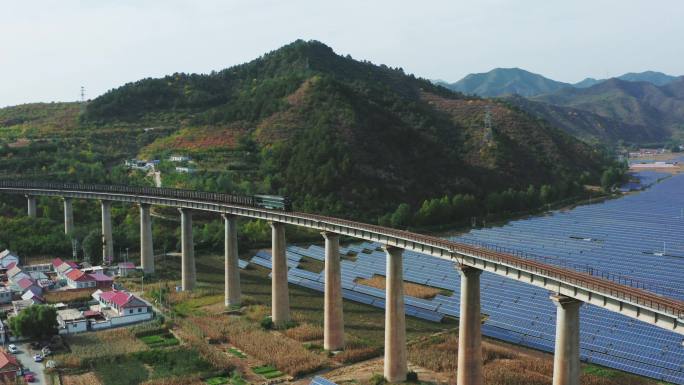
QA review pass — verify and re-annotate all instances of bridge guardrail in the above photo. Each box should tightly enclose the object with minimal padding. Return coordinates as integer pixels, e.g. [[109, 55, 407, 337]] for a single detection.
[[1, 180, 683, 320]]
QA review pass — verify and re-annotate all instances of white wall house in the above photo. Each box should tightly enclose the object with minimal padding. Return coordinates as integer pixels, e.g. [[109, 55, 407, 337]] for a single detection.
[[169, 155, 190, 162]]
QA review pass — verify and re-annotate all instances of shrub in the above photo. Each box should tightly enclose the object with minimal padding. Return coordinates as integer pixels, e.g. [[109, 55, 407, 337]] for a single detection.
[[260, 316, 274, 330], [368, 374, 387, 385]]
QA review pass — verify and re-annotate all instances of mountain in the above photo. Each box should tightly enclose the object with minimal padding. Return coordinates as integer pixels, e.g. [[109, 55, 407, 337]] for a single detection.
[[526, 78, 684, 144], [574, 71, 679, 89], [444, 68, 570, 97], [505, 95, 671, 144], [78, 40, 609, 217], [616, 71, 678, 86], [573, 78, 602, 89], [442, 69, 681, 97]]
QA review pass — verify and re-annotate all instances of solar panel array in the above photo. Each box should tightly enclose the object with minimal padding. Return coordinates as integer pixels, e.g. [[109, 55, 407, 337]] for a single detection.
[[248, 171, 684, 383], [309, 376, 337, 385]]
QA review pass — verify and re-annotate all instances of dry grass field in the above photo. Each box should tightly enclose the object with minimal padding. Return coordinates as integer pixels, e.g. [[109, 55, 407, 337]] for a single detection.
[[61, 372, 103, 385]]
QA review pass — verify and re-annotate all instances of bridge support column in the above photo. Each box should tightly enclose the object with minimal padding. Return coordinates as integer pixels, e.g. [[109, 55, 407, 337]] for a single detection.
[[139, 204, 154, 274], [63, 198, 74, 235], [322, 231, 344, 351], [270, 222, 290, 326], [179, 208, 196, 291], [384, 245, 407, 382], [223, 214, 241, 307], [26, 195, 37, 218], [457, 265, 483, 385], [101, 200, 114, 264], [551, 294, 582, 385]]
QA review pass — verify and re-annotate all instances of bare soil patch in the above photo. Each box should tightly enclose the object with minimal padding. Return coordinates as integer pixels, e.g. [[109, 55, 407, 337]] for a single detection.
[[355, 275, 449, 299]]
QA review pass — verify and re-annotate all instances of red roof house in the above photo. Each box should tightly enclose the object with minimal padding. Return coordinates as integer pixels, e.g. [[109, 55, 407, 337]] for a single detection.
[[52, 258, 64, 270], [17, 277, 37, 290], [89, 272, 114, 288], [0, 350, 19, 379], [66, 269, 96, 289]]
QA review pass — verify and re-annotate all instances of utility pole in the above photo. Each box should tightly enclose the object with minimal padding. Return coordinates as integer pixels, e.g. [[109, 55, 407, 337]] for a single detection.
[[80, 86, 85, 102]]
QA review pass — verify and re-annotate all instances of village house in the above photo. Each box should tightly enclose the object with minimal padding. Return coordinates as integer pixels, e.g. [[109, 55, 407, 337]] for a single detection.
[[65, 269, 96, 289], [0, 250, 19, 272], [0, 350, 19, 381], [57, 308, 88, 334], [89, 271, 114, 288], [21, 287, 44, 304], [54, 259, 79, 279], [118, 262, 136, 277], [169, 155, 190, 162], [91, 289, 153, 327], [0, 287, 11, 304]]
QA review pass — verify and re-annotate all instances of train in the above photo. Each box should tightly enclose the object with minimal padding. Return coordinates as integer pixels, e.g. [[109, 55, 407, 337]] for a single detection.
[[0, 181, 293, 212]]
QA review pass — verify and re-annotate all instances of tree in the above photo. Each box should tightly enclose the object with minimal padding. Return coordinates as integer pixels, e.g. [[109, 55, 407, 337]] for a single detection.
[[390, 203, 412, 228], [9, 305, 58, 340], [82, 229, 102, 262]]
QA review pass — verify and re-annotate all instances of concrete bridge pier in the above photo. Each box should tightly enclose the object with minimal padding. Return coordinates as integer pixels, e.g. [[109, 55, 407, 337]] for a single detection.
[[101, 200, 114, 264], [26, 195, 37, 218], [322, 231, 344, 351], [63, 198, 74, 235], [457, 265, 484, 385], [179, 208, 196, 291], [384, 245, 407, 382], [551, 294, 582, 385], [270, 221, 290, 325], [139, 203, 154, 274], [223, 214, 241, 306]]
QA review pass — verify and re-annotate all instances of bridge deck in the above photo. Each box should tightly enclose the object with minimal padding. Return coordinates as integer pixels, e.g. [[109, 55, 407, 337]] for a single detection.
[[1, 181, 683, 334]]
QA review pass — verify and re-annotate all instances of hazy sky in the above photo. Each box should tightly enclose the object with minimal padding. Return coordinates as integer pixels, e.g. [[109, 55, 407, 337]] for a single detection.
[[2, 0, 683, 107]]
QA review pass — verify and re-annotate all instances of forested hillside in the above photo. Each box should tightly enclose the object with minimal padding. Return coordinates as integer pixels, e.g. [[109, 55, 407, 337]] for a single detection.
[[79, 40, 610, 219], [0, 40, 620, 258]]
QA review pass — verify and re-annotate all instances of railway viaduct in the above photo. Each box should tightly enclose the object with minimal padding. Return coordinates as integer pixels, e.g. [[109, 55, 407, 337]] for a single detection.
[[3, 182, 684, 385]]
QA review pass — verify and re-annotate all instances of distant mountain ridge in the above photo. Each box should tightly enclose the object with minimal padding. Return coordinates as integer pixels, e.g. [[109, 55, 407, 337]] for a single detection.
[[441, 68, 680, 97], [505, 77, 684, 144], [446, 68, 570, 97]]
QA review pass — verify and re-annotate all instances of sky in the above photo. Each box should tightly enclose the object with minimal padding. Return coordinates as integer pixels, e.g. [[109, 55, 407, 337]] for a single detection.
[[1, 0, 683, 107]]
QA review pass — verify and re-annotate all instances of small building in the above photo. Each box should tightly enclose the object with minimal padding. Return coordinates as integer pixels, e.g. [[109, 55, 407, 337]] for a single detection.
[[93, 290, 152, 317], [57, 309, 88, 334], [175, 166, 196, 174], [11, 299, 33, 316], [89, 271, 114, 289], [169, 155, 190, 162], [21, 287, 44, 304], [56, 261, 77, 279], [0, 287, 11, 304], [65, 269, 96, 289], [0, 350, 19, 380], [6, 265, 23, 281], [118, 262, 136, 277], [23, 263, 52, 273], [16, 277, 41, 295], [0, 250, 19, 271], [52, 258, 64, 271]]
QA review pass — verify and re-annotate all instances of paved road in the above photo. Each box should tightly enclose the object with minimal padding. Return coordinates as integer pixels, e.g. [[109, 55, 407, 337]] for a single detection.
[[14, 343, 46, 384]]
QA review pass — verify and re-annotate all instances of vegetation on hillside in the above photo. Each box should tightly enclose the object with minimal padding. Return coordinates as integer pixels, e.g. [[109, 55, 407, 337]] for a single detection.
[[0, 39, 620, 258]]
